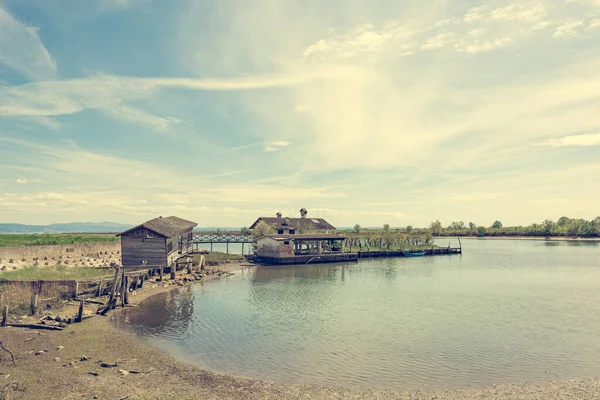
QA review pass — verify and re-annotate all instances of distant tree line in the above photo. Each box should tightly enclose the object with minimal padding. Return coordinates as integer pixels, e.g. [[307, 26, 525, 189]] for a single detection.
[[425, 216, 600, 238]]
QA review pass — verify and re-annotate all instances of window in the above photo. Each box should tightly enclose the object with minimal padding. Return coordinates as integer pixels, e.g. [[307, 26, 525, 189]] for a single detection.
[[167, 242, 173, 253], [278, 229, 283, 234], [284, 240, 290, 245], [289, 229, 295, 234]]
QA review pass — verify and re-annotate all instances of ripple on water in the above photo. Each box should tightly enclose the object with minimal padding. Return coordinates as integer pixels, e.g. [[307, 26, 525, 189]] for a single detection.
[[115, 241, 600, 390]]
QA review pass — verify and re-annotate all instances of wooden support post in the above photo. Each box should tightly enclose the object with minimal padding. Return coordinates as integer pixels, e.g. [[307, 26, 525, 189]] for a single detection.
[[139, 274, 144, 289], [200, 255, 205, 270], [30, 293, 38, 316], [187, 262, 192, 274], [97, 280, 104, 297], [159, 267, 164, 282], [107, 268, 120, 306], [75, 300, 84, 322], [131, 275, 138, 291], [242, 242, 245, 255], [120, 273, 126, 308], [123, 277, 130, 305], [226, 242, 229, 254], [68, 281, 79, 299], [210, 243, 213, 252], [2, 305, 8, 327], [170, 266, 176, 280], [119, 277, 125, 308]]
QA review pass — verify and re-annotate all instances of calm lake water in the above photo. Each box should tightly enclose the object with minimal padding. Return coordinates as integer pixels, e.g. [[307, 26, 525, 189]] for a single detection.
[[113, 239, 600, 390]]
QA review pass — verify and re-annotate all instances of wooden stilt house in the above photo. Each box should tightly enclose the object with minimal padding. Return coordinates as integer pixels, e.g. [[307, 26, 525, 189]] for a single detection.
[[117, 216, 197, 269]]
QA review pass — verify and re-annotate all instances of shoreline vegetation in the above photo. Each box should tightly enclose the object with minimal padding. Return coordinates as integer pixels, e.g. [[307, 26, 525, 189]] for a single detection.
[[0, 233, 118, 247], [1, 263, 599, 399], [0, 215, 598, 250], [338, 216, 600, 242]]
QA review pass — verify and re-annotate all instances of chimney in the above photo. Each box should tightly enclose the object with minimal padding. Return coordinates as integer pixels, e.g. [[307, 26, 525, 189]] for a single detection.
[[299, 208, 307, 218], [276, 212, 282, 219]]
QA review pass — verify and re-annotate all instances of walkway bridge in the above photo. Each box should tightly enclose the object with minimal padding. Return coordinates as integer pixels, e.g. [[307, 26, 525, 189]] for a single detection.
[[193, 232, 253, 253]]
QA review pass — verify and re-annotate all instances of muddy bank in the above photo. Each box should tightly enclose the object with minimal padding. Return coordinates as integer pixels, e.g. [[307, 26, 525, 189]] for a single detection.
[[1, 262, 599, 399]]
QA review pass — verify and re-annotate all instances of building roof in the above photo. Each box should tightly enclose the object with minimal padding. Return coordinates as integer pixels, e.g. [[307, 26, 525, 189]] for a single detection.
[[258, 233, 345, 241], [249, 217, 335, 231], [117, 216, 197, 238]]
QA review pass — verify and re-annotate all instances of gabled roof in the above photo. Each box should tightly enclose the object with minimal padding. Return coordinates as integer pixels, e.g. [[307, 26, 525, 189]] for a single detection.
[[117, 216, 197, 238], [250, 217, 335, 230]]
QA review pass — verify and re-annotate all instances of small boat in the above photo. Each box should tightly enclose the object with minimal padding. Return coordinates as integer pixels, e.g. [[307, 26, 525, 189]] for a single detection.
[[403, 251, 426, 257]]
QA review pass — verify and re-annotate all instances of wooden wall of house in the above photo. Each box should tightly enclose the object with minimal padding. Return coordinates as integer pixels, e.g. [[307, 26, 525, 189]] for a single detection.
[[165, 228, 194, 255], [121, 227, 167, 268]]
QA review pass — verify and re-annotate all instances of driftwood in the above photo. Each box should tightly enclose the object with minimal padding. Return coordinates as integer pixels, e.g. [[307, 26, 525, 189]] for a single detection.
[[5, 324, 64, 331], [75, 298, 105, 306], [100, 298, 117, 316], [0, 340, 16, 364]]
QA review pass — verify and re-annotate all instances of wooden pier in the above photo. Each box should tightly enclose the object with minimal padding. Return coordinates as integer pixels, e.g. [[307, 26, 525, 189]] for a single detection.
[[255, 246, 462, 265], [357, 247, 462, 258]]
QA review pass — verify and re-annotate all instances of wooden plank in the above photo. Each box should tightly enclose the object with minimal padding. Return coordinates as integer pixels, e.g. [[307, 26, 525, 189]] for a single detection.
[[6, 323, 63, 331]]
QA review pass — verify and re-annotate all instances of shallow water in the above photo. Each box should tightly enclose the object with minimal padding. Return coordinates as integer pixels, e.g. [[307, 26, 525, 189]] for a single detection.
[[114, 239, 600, 390]]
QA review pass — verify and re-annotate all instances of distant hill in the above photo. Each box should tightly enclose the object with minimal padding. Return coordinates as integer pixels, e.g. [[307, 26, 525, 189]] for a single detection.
[[0, 222, 133, 233]]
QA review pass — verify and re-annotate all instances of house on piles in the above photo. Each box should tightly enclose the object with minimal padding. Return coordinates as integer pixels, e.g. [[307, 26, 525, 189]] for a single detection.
[[250, 209, 357, 264], [249, 208, 336, 235], [116, 216, 197, 269]]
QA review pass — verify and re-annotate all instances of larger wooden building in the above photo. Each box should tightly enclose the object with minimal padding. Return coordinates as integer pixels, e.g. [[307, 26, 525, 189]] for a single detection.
[[117, 216, 197, 269], [250, 208, 336, 234]]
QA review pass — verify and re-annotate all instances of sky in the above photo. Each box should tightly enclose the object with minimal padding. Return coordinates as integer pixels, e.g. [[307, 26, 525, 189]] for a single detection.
[[0, 0, 599, 229]]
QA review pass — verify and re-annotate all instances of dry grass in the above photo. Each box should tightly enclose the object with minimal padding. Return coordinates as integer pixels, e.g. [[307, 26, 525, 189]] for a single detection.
[[0, 265, 111, 281], [0, 233, 118, 247], [0, 281, 68, 317]]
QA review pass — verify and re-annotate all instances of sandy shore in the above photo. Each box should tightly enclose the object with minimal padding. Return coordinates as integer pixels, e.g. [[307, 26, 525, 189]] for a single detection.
[[1, 262, 599, 399]]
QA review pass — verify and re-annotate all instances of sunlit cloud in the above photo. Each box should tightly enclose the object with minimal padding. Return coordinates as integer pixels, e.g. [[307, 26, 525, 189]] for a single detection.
[[264, 141, 291, 152], [537, 133, 600, 147]]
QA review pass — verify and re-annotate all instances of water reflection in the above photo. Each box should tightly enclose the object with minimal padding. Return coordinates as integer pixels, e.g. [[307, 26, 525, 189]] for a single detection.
[[542, 240, 599, 247], [115, 240, 600, 390], [114, 285, 195, 334]]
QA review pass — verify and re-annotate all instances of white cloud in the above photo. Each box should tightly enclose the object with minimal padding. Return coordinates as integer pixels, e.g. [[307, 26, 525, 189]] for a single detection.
[[293, 104, 311, 113], [264, 141, 290, 152], [456, 37, 514, 53], [0, 6, 57, 80], [531, 21, 553, 31], [15, 178, 27, 184], [33, 116, 62, 130], [537, 133, 600, 147], [303, 24, 396, 60], [421, 31, 513, 53], [421, 32, 459, 50], [32, 192, 64, 200], [553, 20, 585, 37], [464, 2, 547, 23], [587, 18, 600, 30], [0, 69, 357, 130]]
